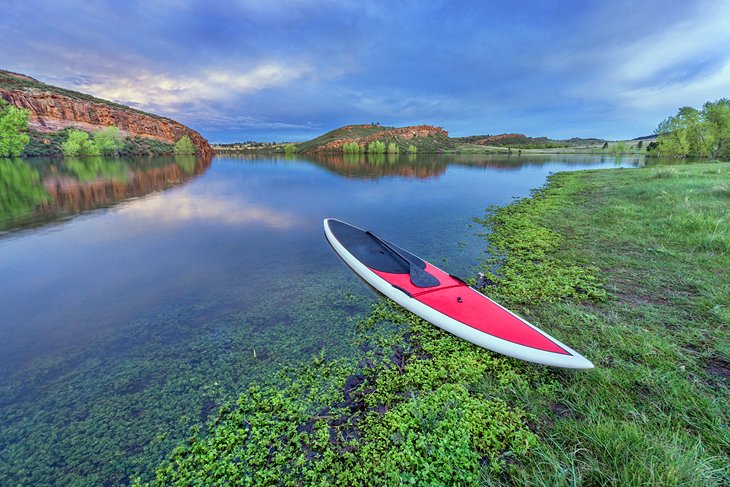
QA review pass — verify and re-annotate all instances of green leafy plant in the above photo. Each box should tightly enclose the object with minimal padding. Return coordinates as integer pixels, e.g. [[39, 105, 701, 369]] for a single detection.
[[342, 142, 361, 154], [0, 99, 31, 157], [93, 126, 124, 155], [61, 129, 100, 157], [367, 140, 386, 153], [174, 135, 196, 155], [654, 99, 730, 159]]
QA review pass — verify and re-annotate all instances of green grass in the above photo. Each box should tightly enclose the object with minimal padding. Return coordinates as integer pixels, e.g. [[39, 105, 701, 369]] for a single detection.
[[476, 162, 729, 485], [137, 162, 729, 485]]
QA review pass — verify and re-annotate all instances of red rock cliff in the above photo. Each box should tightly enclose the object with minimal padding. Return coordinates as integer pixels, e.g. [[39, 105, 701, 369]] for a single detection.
[[317, 125, 449, 151], [0, 71, 212, 159]]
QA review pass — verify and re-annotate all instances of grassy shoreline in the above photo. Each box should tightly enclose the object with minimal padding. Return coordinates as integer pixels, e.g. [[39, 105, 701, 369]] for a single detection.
[[137, 162, 729, 485]]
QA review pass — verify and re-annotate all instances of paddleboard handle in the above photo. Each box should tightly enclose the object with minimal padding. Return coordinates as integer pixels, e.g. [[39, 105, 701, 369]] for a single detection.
[[365, 230, 440, 288]]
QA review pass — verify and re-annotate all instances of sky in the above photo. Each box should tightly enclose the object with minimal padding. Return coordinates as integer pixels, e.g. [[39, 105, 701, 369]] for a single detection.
[[2, 0, 730, 143]]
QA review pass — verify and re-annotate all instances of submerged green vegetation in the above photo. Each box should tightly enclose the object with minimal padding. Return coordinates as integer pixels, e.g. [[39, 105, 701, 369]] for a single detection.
[[137, 162, 729, 485]]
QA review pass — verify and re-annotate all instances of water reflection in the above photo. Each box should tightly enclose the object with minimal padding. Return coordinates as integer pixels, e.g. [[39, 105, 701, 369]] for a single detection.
[[225, 152, 647, 180], [0, 159, 50, 224], [0, 155, 212, 233]]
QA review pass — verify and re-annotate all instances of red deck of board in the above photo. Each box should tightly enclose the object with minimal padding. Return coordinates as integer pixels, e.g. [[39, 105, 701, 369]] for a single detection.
[[371, 264, 568, 355]]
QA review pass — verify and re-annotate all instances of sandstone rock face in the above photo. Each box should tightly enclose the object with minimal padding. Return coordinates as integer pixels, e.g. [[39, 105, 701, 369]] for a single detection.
[[317, 125, 449, 151], [1, 86, 212, 159]]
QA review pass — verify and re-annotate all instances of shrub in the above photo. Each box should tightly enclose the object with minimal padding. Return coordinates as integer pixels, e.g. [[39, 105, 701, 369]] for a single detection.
[[386, 142, 399, 154], [407, 145, 418, 154], [93, 126, 124, 155], [0, 99, 31, 157], [61, 129, 100, 157], [284, 144, 297, 154], [610, 141, 628, 154], [342, 142, 361, 154], [174, 135, 195, 155], [367, 140, 386, 153]]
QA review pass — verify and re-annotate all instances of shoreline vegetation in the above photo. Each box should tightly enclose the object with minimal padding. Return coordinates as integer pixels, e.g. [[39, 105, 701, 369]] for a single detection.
[[135, 162, 729, 485]]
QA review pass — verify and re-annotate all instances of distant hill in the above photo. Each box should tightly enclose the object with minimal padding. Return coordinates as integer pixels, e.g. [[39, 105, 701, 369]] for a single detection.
[[453, 133, 606, 149], [0, 69, 212, 158], [294, 124, 454, 153]]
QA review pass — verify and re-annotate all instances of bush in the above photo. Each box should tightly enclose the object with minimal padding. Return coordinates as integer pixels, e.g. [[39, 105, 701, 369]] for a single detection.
[[0, 99, 31, 157], [367, 140, 386, 153], [407, 145, 418, 154], [342, 142, 361, 154], [174, 135, 195, 155], [386, 142, 399, 154], [61, 129, 100, 157], [610, 141, 628, 154], [284, 144, 297, 154], [93, 126, 124, 156]]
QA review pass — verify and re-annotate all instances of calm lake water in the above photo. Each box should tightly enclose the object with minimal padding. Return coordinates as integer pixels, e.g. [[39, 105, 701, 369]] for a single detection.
[[0, 152, 643, 485]]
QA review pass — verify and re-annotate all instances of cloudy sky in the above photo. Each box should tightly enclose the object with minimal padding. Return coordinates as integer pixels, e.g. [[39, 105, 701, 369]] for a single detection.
[[2, 0, 729, 142]]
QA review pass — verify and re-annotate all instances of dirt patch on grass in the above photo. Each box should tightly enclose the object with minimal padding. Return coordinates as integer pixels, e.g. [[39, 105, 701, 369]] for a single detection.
[[705, 356, 730, 380]]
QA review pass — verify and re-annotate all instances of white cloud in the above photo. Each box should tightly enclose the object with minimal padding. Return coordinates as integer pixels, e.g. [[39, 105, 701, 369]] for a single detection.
[[72, 63, 312, 112]]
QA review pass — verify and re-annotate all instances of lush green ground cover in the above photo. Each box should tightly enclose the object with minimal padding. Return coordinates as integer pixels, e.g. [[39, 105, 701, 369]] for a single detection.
[[138, 162, 729, 485]]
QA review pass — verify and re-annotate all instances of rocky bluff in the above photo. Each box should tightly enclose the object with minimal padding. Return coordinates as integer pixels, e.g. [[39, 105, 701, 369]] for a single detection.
[[316, 124, 449, 151], [0, 70, 212, 159]]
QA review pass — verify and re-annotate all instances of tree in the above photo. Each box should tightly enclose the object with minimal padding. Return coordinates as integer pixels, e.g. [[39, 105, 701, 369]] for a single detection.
[[636, 141, 643, 150], [61, 129, 100, 157], [386, 142, 399, 154], [610, 141, 628, 154], [174, 135, 196, 155], [0, 99, 31, 158], [407, 145, 418, 154], [702, 98, 730, 159], [602, 142, 609, 149], [653, 99, 730, 158], [342, 142, 360, 154], [93, 126, 124, 155], [284, 144, 297, 154], [367, 140, 386, 153]]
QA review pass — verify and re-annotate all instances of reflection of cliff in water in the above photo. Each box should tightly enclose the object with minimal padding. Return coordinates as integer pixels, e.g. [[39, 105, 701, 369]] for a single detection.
[[1, 155, 212, 233]]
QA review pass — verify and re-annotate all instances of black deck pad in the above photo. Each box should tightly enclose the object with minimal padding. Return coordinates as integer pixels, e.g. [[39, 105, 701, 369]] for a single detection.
[[328, 220, 427, 274]]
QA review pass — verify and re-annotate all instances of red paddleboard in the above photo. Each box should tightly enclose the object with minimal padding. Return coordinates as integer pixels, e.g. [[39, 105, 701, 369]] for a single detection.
[[324, 219, 593, 369]]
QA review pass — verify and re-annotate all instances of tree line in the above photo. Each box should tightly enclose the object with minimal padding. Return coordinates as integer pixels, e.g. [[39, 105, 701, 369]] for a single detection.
[[652, 98, 729, 159]]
